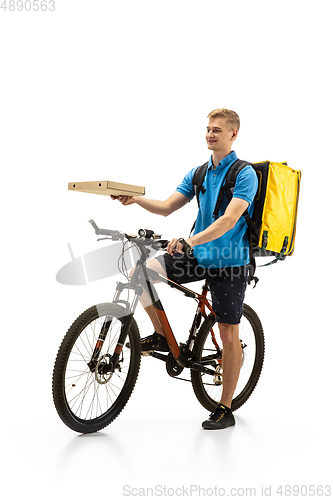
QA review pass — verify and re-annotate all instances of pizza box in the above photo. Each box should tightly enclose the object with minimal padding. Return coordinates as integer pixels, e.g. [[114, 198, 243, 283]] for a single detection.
[[68, 180, 145, 197]]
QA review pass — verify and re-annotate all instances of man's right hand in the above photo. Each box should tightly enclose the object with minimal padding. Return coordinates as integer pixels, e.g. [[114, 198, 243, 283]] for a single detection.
[[110, 192, 189, 217], [110, 195, 137, 206]]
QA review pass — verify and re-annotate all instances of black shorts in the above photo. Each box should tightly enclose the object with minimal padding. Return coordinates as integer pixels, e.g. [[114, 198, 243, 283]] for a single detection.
[[155, 253, 248, 325]]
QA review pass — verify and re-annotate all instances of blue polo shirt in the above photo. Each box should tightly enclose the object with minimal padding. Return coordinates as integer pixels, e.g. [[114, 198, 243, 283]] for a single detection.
[[176, 151, 258, 268]]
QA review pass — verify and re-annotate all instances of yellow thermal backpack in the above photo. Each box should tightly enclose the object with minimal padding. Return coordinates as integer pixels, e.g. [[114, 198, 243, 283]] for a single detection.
[[192, 159, 301, 284]]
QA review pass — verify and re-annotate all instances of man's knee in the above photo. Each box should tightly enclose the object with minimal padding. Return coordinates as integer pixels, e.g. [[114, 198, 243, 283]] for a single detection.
[[145, 258, 165, 282], [218, 323, 239, 345], [129, 258, 165, 282], [129, 267, 135, 279]]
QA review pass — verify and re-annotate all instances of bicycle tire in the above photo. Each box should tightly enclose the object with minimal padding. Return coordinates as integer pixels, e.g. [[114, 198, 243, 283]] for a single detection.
[[190, 303, 264, 412], [52, 302, 141, 433]]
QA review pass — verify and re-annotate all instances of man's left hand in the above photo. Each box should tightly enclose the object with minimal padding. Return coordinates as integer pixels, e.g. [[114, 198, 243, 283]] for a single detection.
[[166, 238, 193, 256]]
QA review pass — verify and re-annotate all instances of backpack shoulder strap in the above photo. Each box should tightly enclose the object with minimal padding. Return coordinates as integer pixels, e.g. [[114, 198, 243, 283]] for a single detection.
[[224, 159, 258, 287], [189, 161, 209, 236], [192, 161, 209, 207], [212, 159, 252, 220], [210, 158, 259, 287]]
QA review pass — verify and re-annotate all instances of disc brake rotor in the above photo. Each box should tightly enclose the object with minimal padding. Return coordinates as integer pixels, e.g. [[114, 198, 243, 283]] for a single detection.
[[95, 354, 113, 384]]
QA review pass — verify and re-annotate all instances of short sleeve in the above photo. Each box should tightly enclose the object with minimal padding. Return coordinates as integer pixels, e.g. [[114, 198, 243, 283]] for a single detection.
[[233, 165, 258, 205], [175, 167, 197, 201]]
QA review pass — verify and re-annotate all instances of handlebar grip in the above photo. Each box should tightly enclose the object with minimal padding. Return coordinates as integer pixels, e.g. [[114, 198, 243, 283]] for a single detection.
[[178, 238, 193, 257], [88, 219, 99, 233]]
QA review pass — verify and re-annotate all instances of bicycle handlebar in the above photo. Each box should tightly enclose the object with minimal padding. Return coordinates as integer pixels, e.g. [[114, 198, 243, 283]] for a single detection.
[[88, 219, 192, 256], [88, 219, 120, 237]]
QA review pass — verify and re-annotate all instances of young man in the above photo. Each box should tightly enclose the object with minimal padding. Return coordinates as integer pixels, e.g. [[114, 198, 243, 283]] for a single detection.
[[111, 108, 258, 430]]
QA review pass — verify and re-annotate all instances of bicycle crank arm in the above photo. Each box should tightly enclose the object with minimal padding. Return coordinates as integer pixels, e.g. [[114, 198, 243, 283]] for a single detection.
[[151, 352, 168, 362]]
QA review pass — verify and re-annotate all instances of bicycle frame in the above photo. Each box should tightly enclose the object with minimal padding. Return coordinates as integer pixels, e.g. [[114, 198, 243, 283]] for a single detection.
[[111, 243, 218, 374]]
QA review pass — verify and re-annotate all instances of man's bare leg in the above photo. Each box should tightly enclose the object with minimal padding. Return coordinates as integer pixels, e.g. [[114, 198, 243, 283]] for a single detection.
[[201, 322, 243, 429], [129, 258, 166, 336], [218, 323, 242, 408]]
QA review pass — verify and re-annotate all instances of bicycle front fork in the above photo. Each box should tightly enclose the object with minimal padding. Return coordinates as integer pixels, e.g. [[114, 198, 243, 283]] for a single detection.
[[87, 282, 142, 373]]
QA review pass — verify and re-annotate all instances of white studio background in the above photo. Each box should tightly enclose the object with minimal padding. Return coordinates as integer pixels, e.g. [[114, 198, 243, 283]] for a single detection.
[[0, 1, 332, 499]]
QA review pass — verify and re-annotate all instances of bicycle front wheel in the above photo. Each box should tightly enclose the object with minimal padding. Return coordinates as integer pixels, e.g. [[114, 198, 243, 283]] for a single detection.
[[191, 303, 264, 412], [52, 303, 141, 433]]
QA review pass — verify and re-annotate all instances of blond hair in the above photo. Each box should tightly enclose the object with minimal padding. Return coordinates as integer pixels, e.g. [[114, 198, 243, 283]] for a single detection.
[[207, 108, 240, 131]]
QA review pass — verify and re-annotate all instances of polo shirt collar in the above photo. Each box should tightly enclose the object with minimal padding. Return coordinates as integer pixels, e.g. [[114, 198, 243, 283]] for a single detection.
[[208, 150, 237, 170]]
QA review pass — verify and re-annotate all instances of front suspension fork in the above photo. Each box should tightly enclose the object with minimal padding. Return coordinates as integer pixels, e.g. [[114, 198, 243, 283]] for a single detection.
[[87, 316, 113, 371], [87, 282, 142, 373], [87, 313, 135, 372]]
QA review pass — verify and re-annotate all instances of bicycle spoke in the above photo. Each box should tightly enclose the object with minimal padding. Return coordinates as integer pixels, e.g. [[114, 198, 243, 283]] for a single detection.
[[191, 306, 264, 412], [60, 312, 136, 422]]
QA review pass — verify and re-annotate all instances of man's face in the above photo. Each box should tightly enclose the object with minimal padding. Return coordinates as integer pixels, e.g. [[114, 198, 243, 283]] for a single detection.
[[206, 117, 237, 152]]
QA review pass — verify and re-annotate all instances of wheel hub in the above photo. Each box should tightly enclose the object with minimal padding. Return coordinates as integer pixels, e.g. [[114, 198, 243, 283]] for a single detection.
[[95, 354, 114, 384]]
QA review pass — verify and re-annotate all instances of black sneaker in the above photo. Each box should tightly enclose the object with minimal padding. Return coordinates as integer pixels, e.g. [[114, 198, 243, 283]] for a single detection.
[[140, 332, 169, 352], [125, 331, 169, 352], [202, 403, 235, 430]]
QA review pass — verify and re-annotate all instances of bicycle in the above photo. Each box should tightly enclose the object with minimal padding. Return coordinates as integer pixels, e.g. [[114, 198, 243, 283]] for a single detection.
[[52, 220, 265, 433]]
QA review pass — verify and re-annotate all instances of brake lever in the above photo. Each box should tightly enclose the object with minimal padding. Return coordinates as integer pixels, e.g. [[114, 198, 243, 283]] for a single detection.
[[97, 232, 124, 242], [151, 239, 169, 250]]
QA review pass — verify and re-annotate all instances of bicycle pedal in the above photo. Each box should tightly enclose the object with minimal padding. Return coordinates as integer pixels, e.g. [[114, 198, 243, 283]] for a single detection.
[[141, 350, 154, 356]]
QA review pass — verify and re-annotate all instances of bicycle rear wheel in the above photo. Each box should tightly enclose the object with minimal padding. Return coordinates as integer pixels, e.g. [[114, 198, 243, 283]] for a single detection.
[[191, 304, 264, 412], [52, 303, 141, 433]]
